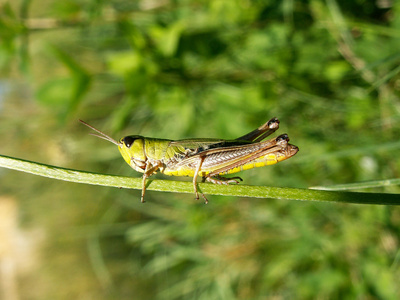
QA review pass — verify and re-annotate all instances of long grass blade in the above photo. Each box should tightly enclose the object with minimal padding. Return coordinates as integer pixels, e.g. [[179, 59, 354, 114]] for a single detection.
[[1, 154, 399, 205]]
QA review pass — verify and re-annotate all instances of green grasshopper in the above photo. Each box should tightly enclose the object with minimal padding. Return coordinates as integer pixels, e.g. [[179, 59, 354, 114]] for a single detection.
[[79, 118, 298, 203]]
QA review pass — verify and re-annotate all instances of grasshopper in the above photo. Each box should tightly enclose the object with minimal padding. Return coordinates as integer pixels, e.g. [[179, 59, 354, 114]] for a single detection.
[[79, 118, 298, 203]]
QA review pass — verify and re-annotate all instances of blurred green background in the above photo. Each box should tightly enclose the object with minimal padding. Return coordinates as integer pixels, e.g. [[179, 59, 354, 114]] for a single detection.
[[1, 0, 400, 299]]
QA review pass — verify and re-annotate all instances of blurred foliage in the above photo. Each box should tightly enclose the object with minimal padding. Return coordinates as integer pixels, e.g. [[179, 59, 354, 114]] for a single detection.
[[0, 0, 400, 299]]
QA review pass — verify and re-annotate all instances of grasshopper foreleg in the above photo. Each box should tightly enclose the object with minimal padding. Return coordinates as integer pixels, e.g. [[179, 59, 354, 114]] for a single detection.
[[141, 161, 163, 203]]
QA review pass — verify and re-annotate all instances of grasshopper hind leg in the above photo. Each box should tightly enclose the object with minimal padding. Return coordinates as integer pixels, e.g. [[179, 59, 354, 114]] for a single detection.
[[205, 175, 243, 185], [193, 159, 243, 205], [195, 175, 243, 204]]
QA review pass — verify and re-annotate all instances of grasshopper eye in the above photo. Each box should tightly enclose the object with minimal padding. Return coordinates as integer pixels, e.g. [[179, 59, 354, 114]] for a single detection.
[[122, 136, 136, 148]]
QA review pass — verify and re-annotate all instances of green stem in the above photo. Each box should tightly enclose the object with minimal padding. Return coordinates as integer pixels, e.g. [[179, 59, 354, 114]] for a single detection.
[[310, 178, 400, 191], [1, 154, 399, 205]]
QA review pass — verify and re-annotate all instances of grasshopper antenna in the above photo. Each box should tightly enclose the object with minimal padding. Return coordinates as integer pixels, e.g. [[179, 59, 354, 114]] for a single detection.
[[79, 120, 120, 146]]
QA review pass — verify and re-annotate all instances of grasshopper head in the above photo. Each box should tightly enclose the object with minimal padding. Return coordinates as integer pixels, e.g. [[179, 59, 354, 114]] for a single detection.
[[79, 120, 147, 172], [118, 136, 147, 171]]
